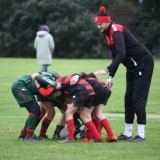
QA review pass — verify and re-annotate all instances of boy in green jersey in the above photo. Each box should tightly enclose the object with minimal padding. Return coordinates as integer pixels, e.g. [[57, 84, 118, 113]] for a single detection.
[[11, 72, 61, 141]]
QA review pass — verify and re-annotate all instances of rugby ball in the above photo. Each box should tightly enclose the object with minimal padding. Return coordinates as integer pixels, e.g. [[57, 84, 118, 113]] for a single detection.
[[59, 127, 68, 139]]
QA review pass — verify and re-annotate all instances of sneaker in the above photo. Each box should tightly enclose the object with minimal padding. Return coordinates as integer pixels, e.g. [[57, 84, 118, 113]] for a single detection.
[[128, 135, 145, 142], [107, 135, 118, 142], [74, 130, 86, 140], [80, 131, 86, 139], [17, 136, 25, 141], [38, 135, 49, 140], [92, 139, 103, 143], [82, 138, 93, 142], [117, 134, 132, 140], [32, 134, 37, 139], [82, 138, 103, 143], [52, 134, 61, 140], [74, 129, 81, 138], [60, 138, 75, 143], [24, 135, 38, 142]]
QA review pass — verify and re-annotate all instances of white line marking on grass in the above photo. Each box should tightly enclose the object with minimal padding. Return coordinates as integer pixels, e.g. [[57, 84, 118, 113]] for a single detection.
[[147, 102, 160, 104], [0, 113, 159, 119]]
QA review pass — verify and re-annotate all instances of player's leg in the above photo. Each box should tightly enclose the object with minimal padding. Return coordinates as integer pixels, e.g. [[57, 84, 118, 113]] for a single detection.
[[34, 103, 46, 130], [38, 101, 55, 140], [53, 114, 66, 139], [61, 103, 78, 142], [95, 104, 117, 142], [24, 100, 40, 141], [52, 107, 67, 139], [80, 107, 102, 142]]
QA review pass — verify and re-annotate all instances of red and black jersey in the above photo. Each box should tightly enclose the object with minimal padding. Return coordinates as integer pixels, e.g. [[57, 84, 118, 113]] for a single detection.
[[104, 23, 151, 77], [56, 75, 95, 96], [80, 72, 107, 89], [84, 77, 107, 89], [81, 73, 111, 106]]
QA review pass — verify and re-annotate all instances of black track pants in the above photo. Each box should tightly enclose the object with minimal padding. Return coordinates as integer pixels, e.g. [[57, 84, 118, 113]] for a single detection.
[[125, 54, 154, 124]]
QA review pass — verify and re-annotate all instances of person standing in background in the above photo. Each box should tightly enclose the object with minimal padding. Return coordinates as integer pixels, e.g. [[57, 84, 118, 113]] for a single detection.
[[94, 6, 154, 142], [34, 25, 55, 72]]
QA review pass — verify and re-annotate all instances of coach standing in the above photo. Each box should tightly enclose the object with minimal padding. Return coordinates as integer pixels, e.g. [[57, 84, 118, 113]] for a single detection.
[[94, 6, 154, 142]]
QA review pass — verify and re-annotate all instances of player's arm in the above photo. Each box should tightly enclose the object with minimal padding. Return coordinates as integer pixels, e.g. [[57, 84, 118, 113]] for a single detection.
[[38, 86, 55, 97], [34, 80, 53, 97], [87, 72, 97, 78], [69, 73, 83, 85], [70, 72, 94, 85], [34, 79, 61, 97], [71, 72, 96, 79], [35, 74, 58, 88]]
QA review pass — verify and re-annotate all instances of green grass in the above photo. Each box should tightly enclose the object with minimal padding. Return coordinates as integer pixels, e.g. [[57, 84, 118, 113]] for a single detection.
[[0, 58, 160, 160]]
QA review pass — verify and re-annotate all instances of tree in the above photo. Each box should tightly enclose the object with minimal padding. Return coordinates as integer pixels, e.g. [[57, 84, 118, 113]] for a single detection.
[[0, 0, 158, 58], [135, 0, 160, 56]]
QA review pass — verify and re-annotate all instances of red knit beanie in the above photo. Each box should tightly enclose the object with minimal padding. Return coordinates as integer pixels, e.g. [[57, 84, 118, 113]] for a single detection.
[[94, 6, 111, 24]]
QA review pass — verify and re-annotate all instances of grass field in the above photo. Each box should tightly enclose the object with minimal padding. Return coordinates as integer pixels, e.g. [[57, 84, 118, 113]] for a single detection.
[[0, 58, 160, 160]]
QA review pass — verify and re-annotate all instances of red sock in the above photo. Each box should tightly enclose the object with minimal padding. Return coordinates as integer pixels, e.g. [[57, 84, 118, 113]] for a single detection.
[[19, 129, 26, 137], [100, 118, 113, 137], [85, 121, 102, 141], [26, 113, 37, 137], [85, 129, 93, 139], [40, 117, 52, 135], [26, 128, 34, 137], [92, 119, 101, 134], [66, 119, 74, 140]]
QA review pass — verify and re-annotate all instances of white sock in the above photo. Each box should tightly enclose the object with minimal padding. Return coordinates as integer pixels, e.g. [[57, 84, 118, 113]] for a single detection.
[[123, 123, 133, 137], [138, 124, 145, 138]]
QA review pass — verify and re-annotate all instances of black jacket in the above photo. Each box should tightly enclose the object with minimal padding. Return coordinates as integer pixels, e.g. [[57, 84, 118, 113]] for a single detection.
[[104, 23, 151, 77]]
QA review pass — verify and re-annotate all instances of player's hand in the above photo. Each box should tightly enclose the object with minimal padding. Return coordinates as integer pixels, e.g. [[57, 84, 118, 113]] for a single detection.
[[31, 73, 39, 80], [34, 80, 40, 88], [56, 82, 61, 89], [106, 76, 113, 88], [94, 69, 108, 76], [70, 75, 79, 85]]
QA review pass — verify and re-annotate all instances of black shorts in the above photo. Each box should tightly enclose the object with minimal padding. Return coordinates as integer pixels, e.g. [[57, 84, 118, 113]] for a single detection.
[[92, 87, 111, 106], [72, 94, 94, 108]]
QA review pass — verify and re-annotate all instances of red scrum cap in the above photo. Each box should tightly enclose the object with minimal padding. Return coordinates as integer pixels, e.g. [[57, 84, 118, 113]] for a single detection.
[[94, 6, 111, 24]]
